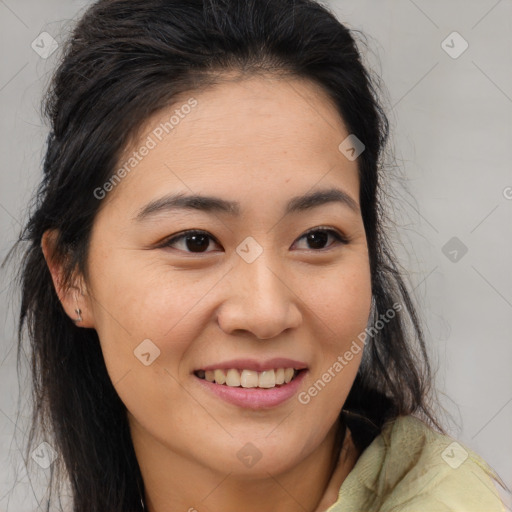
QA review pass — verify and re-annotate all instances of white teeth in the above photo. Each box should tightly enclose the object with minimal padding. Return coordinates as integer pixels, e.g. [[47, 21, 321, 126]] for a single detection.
[[258, 370, 276, 388], [240, 370, 259, 388], [214, 369, 226, 385], [198, 367, 300, 388], [226, 368, 241, 387]]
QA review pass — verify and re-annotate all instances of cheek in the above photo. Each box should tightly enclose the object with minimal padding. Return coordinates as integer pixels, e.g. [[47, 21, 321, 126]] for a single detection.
[[90, 272, 201, 439], [86, 259, 201, 403], [296, 259, 371, 418], [303, 259, 372, 340], [90, 253, 207, 342]]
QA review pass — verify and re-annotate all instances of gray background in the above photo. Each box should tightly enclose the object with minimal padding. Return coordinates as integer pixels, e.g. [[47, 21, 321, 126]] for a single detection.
[[1, 0, 511, 510]]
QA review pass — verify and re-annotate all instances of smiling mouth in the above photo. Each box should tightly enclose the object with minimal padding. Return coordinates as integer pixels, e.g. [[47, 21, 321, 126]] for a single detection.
[[194, 368, 304, 389]]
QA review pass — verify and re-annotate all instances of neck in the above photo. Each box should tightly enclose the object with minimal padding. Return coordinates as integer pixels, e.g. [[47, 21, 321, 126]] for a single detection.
[[133, 419, 356, 512]]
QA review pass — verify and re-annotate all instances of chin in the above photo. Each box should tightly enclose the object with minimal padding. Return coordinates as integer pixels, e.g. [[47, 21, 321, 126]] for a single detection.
[[202, 436, 307, 478]]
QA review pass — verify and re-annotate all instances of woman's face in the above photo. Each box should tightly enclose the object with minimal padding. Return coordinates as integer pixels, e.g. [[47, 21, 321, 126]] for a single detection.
[[75, 76, 372, 477]]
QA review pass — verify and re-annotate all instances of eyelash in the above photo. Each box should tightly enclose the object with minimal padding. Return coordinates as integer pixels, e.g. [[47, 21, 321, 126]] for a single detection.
[[158, 226, 349, 254]]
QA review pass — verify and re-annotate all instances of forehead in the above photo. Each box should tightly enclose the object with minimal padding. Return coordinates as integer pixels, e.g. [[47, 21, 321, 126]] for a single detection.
[[167, 74, 347, 152], [102, 75, 360, 214]]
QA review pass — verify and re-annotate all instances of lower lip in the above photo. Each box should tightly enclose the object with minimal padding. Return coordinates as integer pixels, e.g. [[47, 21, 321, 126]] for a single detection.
[[194, 370, 308, 410]]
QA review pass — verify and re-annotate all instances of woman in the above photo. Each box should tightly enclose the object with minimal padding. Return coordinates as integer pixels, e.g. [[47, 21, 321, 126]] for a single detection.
[[6, 0, 508, 511]]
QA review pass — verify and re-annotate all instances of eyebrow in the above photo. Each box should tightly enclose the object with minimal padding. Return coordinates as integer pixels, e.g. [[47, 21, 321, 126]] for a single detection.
[[134, 187, 359, 222]]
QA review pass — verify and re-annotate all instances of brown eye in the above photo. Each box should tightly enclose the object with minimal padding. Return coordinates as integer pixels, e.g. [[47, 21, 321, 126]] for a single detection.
[[160, 230, 220, 253], [293, 228, 348, 251]]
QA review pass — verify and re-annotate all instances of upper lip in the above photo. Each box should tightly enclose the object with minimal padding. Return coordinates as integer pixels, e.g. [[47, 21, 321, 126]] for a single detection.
[[196, 358, 308, 373]]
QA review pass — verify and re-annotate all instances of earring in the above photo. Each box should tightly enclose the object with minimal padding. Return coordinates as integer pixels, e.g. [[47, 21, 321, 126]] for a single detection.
[[73, 292, 82, 323], [74, 308, 82, 323]]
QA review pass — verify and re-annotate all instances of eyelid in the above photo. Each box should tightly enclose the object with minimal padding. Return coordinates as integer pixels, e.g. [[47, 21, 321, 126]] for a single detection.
[[155, 229, 221, 250]]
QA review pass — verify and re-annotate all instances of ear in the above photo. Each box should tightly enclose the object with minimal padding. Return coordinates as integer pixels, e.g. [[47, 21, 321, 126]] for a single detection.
[[41, 229, 95, 328]]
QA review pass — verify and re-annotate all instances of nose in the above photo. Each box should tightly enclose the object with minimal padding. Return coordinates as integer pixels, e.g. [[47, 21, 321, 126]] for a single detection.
[[217, 254, 302, 340]]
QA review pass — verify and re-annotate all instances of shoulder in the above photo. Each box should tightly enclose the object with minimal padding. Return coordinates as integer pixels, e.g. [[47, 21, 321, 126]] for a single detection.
[[327, 414, 507, 512]]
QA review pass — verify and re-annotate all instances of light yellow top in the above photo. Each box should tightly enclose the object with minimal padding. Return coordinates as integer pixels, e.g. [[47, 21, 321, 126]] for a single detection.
[[325, 414, 507, 511]]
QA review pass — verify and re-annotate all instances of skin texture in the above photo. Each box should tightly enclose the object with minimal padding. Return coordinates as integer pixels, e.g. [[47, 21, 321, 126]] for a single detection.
[[43, 75, 372, 512]]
